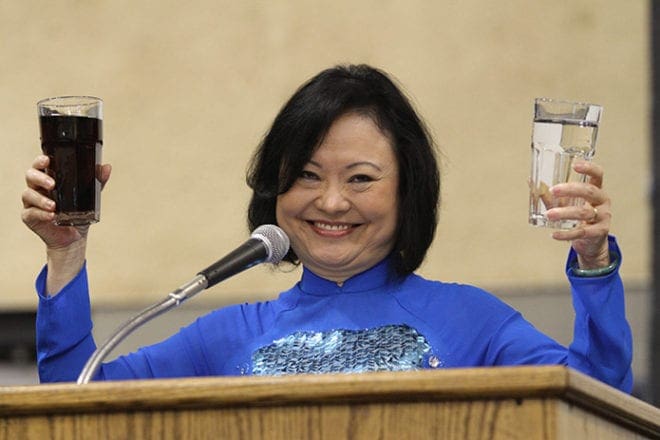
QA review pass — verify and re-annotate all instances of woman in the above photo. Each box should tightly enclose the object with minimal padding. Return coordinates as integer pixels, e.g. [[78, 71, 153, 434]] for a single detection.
[[22, 64, 632, 391]]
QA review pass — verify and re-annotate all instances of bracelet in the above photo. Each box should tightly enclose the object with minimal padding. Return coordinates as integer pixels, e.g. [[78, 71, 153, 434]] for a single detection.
[[571, 251, 620, 277]]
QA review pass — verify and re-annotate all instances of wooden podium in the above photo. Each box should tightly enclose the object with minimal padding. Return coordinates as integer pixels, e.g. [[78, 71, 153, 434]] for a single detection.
[[0, 366, 658, 439]]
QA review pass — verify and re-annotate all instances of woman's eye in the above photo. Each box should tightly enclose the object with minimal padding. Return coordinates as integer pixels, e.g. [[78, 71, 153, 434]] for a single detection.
[[299, 170, 320, 181], [349, 174, 374, 183]]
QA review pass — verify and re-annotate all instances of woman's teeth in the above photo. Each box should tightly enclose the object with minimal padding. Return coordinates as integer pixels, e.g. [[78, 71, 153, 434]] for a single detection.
[[314, 222, 351, 231]]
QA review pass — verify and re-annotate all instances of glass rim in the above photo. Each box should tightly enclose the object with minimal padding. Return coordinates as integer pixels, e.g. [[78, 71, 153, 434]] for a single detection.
[[534, 97, 602, 110], [37, 95, 102, 107]]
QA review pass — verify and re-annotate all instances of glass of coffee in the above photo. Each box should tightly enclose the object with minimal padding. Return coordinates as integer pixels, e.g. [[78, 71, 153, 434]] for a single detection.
[[37, 96, 103, 226]]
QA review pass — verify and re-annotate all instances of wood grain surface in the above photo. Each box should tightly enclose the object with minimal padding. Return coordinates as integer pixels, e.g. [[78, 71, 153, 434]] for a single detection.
[[0, 366, 658, 439]]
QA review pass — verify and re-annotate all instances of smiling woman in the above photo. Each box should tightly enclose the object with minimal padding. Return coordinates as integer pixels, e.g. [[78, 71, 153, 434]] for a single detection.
[[247, 65, 440, 278], [275, 113, 400, 283], [24, 64, 632, 393]]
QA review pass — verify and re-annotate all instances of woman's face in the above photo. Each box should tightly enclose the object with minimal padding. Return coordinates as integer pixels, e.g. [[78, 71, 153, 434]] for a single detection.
[[276, 112, 399, 283]]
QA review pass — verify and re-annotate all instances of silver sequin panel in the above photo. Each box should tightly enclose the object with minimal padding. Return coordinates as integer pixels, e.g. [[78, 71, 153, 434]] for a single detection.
[[251, 324, 431, 376]]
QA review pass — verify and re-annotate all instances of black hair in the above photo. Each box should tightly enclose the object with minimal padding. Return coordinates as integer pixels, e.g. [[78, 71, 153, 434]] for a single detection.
[[247, 64, 440, 276]]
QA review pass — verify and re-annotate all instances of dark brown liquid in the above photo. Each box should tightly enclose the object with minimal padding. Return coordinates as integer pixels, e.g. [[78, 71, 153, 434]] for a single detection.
[[39, 115, 103, 218]]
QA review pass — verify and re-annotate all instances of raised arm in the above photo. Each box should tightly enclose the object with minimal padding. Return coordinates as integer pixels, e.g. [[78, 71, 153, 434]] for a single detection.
[[22, 154, 112, 295]]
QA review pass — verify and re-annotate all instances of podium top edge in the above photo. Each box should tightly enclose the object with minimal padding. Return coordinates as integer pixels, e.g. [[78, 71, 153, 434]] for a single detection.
[[0, 365, 658, 434]]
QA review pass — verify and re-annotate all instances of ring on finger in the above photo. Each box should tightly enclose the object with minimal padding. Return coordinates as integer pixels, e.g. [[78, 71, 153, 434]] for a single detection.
[[587, 206, 598, 224]]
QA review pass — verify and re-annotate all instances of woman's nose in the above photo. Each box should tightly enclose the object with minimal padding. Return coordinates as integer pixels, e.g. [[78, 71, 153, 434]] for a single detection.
[[315, 183, 351, 213]]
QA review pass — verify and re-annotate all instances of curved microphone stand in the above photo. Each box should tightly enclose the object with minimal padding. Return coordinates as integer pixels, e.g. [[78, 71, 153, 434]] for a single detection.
[[76, 275, 208, 384], [76, 224, 289, 384]]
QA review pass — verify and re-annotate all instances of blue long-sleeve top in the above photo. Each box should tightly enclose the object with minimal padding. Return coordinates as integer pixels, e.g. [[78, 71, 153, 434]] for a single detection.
[[35, 236, 633, 392]]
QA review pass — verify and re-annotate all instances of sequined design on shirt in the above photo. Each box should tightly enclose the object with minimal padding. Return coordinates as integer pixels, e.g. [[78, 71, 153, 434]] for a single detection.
[[251, 324, 430, 376]]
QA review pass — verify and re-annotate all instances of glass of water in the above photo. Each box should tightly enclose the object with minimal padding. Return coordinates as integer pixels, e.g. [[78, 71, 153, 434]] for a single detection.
[[528, 98, 602, 229]]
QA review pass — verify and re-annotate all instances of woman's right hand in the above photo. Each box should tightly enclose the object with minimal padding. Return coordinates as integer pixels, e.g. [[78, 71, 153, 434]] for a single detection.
[[22, 155, 112, 294]]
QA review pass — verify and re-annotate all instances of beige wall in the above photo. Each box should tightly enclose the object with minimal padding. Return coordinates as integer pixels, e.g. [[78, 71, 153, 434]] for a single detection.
[[1, 0, 650, 309]]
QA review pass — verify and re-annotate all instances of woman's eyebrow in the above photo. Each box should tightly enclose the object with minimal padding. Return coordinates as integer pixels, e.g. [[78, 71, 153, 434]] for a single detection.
[[306, 160, 384, 172], [347, 161, 383, 172]]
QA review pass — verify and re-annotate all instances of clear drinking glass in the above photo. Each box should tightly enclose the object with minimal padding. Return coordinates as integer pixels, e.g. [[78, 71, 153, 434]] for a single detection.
[[528, 98, 602, 229], [37, 96, 103, 226]]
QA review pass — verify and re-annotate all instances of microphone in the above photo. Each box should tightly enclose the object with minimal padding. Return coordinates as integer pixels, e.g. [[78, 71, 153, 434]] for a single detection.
[[199, 224, 290, 288], [77, 225, 290, 384]]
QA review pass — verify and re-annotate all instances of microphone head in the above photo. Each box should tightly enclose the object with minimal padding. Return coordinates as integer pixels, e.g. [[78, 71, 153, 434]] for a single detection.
[[251, 224, 290, 264]]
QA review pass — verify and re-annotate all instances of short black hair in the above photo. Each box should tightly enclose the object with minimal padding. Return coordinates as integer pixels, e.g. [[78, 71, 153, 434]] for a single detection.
[[247, 64, 440, 276]]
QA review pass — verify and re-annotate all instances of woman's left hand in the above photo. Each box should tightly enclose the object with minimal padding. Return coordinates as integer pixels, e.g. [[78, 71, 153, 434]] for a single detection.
[[546, 160, 611, 269]]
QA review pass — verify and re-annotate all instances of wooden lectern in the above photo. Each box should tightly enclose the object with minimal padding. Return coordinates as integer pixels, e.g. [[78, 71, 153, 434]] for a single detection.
[[0, 366, 658, 439]]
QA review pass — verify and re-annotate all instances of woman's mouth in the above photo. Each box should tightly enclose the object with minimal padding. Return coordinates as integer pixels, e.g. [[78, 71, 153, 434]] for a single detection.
[[308, 221, 356, 236]]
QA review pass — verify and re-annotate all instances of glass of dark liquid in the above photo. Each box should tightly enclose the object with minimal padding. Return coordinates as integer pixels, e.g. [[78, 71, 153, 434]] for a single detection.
[[38, 96, 103, 226]]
